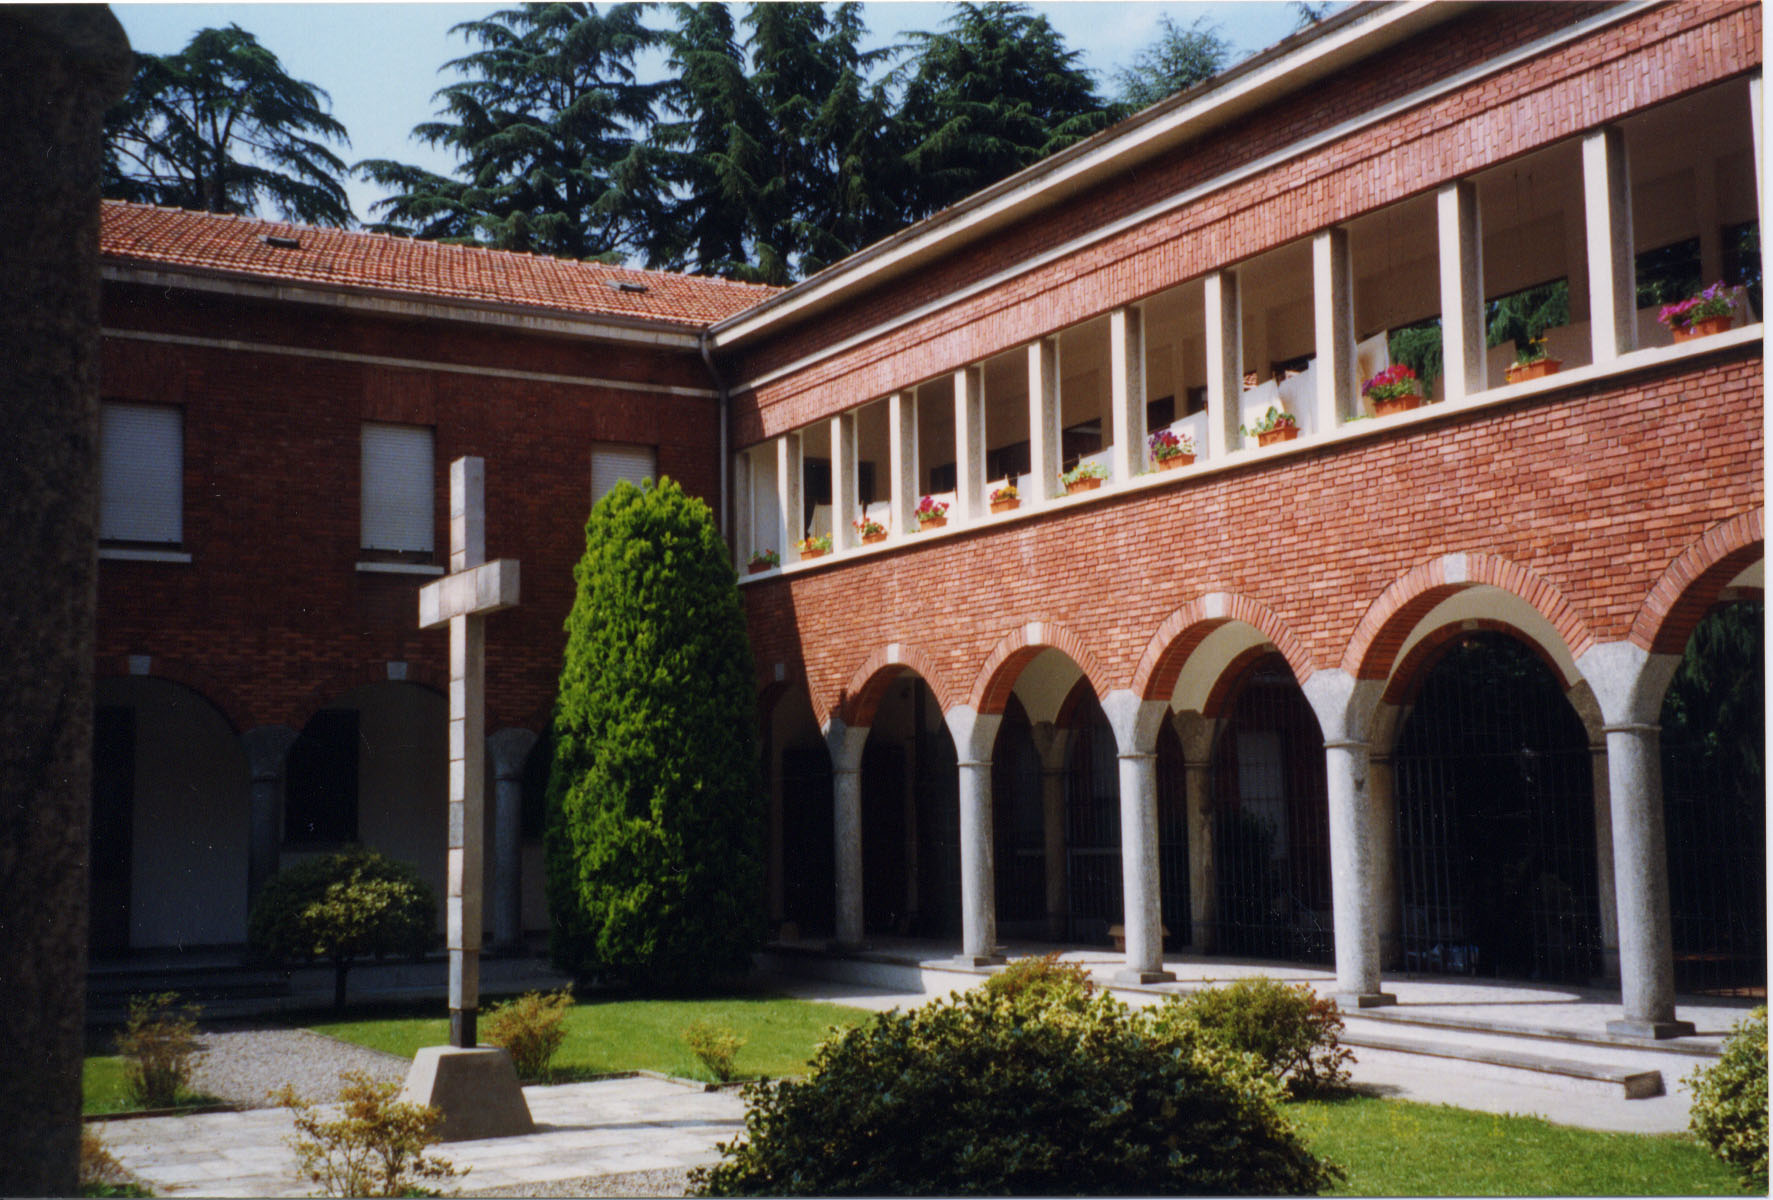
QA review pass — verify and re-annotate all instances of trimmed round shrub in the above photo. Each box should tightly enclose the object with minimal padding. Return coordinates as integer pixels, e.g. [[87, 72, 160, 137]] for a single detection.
[[692, 986, 1341, 1196], [1151, 976, 1353, 1097], [1687, 1006, 1767, 1189], [544, 477, 764, 989], [482, 988, 573, 1080], [980, 950, 1096, 1016], [248, 848, 436, 1009]]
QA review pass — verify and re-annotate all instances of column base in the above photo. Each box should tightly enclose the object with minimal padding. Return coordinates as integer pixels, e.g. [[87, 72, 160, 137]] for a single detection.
[[399, 1046, 534, 1141], [1113, 968, 1177, 986], [1334, 991, 1397, 1009], [950, 953, 1008, 969], [1606, 1017, 1697, 1040]]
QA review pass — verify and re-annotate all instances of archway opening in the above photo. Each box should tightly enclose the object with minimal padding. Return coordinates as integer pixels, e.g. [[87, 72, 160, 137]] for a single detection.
[[991, 695, 1046, 938], [1662, 598, 1765, 996], [1209, 653, 1332, 963], [762, 689, 833, 941], [1155, 718, 1191, 950], [1063, 689, 1122, 945], [859, 672, 958, 938], [1393, 633, 1599, 983]]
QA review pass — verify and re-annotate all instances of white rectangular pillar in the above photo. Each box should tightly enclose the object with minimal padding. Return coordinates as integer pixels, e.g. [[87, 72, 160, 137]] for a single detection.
[[887, 391, 917, 538], [1115, 752, 1174, 984], [1205, 271, 1242, 460], [775, 433, 803, 562], [1108, 306, 1145, 483], [830, 412, 857, 552], [1314, 227, 1355, 431], [1027, 338, 1061, 505], [954, 365, 985, 522], [1583, 126, 1637, 364], [1437, 180, 1486, 402], [732, 452, 753, 566]]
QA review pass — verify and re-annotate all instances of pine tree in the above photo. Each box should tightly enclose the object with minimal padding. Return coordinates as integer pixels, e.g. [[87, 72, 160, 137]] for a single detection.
[[1114, 15, 1232, 112], [103, 25, 351, 225], [544, 478, 764, 988], [894, 3, 1112, 221], [357, 3, 659, 258]]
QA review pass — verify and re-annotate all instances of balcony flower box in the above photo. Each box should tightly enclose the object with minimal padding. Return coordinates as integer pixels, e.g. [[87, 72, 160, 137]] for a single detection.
[[746, 550, 779, 575], [1661, 282, 1738, 343], [1372, 394, 1423, 417], [1239, 405, 1299, 447], [796, 534, 831, 560], [1505, 358, 1561, 383], [914, 494, 949, 530], [1363, 364, 1421, 418], [1257, 425, 1301, 445], [989, 484, 1019, 513], [1148, 429, 1195, 471], [1061, 461, 1107, 494], [1672, 315, 1733, 343], [853, 517, 888, 545]]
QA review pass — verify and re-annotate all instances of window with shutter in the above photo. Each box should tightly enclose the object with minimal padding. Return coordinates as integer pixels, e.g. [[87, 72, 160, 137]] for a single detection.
[[361, 423, 435, 557], [591, 442, 656, 502], [99, 402, 183, 545]]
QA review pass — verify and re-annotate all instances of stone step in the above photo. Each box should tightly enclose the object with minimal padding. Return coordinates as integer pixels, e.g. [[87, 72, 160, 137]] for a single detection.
[[1340, 1029, 1665, 1099]]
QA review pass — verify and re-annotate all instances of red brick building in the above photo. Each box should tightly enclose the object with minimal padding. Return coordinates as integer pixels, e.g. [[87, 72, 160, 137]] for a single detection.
[[96, 1, 1762, 1036]]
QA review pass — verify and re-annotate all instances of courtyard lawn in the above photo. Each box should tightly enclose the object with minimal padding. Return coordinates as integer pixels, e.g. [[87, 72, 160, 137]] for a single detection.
[[82, 1055, 134, 1115], [1290, 1093, 1753, 1196], [308, 992, 871, 1083]]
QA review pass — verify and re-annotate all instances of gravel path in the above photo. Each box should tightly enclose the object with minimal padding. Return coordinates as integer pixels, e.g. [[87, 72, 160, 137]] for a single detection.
[[474, 1167, 694, 1197], [189, 1026, 409, 1108]]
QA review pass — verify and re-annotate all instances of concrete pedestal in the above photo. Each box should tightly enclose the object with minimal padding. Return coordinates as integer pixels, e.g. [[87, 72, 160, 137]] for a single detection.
[[399, 1046, 534, 1141], [1606, 1017, 1697, 1040]]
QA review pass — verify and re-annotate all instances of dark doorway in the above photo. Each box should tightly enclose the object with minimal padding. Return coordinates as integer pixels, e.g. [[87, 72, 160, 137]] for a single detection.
[[286, 708, 360, 844], [1064, 698, 1122, 944], [1156, 718, 1191, 950], [1662, 600, 1766, 995], [1393, 634, 1600, 983], [781, 744, 835, 939], [993, 697, 1046, 937], [861, 741, 907, 934], [1209, 655, 1333, 963], [90, 705, 134, 955], [913, 713, 961, 939]]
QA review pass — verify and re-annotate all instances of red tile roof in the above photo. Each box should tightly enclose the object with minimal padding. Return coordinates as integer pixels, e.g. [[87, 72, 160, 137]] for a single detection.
[[100, 201, 779, 328]]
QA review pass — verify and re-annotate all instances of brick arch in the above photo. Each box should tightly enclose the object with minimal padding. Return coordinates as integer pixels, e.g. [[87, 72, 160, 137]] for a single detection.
[[283, 663, 448, 731], [1630, 509, 1764, 654], [1339, 553, 1595, 682], [93, 655, 254, 735], [1381, 618, 1578, 707], [1128, 592, 1315, 701], [968, 620, 1108, 716], [833, 642, 950, 728]]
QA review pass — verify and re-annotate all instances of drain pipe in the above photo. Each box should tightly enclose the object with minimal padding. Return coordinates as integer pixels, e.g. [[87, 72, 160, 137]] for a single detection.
[[698, 330, 730, 542]]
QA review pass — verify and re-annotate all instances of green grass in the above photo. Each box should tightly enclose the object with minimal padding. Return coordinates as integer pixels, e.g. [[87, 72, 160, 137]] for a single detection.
[[82, 1054, 219, 1116], [309, 991, 871, 1083], [1290, 1093, 1754, 1196]]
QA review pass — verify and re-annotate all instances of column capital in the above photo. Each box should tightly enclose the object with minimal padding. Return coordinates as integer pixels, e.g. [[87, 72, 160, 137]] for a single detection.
[[1116, 751, 1157, 763], [1323, 737, 1368, 752], [241, 724, 299, 781], [956, 758, 993, 770], [1602, 722, 1661, 736]]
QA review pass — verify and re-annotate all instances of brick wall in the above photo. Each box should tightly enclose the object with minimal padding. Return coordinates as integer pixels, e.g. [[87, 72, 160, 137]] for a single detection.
[[96, 283, 722, 734], [743, 349, 1763, 726], [726, 0, 1761, 446]]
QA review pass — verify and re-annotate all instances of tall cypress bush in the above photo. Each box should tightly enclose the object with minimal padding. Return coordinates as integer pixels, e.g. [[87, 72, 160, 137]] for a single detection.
[[544, 477, 764, 988]]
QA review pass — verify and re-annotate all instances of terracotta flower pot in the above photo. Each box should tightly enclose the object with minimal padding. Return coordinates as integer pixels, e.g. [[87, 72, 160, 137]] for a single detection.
[[1065, 476, 1104, 494], [990, 498, 1019, 513], [1371, 394, 1423, 418], [862, 530, 887, 544], [747, 560, 773, 575], [918, 515, 947, 530], [1672, 315, 1732, 342], [799, 547, 826, 560], [1256, 425, 1300, 446], [1505, 359, 1562, 383], [1155, 453, 1194, 471]]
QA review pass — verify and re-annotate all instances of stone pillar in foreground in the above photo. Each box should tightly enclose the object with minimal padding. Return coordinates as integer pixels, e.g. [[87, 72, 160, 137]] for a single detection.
[[832, 764, 864, 948], [947, 706, 1004, 966], [0, 9, 131, 1195], [1115, 750, 1173, 983]]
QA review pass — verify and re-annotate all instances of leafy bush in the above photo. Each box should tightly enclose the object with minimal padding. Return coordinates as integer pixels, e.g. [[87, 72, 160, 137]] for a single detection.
[[1153, 976, 1353, 1097], [482, 988, 574, 1080], [80, 1128, 146, 1196], [116, 992, 203, 1108], [1687, 1006, 1768, 1188], [980, 951, 1095, 1015], [277, 1071, 461, 1198], [683, 1019, 747, 1082], [545, 478, 765, 989], [692, 986, 1340, 1196], [248, 848, 437, 1010]]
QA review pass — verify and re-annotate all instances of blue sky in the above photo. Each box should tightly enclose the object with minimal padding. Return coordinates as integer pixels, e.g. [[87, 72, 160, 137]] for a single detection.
[[110, 2, 1318, 225]]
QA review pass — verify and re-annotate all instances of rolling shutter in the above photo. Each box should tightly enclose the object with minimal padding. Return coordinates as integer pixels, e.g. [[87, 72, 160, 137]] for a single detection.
[[591, 442, 656, 502], [361, 423, 435, 553], [99, 402, 183, 544]]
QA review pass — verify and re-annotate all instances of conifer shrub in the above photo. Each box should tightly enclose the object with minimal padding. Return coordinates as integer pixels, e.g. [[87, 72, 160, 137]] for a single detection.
[[481, 988, 573, 1080], [116, 992, 203, 1109], [683, 1019, 747, 1082], [544, 477, 764, 989], [1687, 1006, 1768, 1188], [692, 986, 1340, 1196], [277, 1072, 460, 1198], [247, 848, 437, 1010], [1151, 976, 1353, 1097]]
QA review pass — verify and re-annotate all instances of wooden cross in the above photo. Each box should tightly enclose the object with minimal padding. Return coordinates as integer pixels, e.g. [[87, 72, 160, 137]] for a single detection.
[[418, 457, 519, 1048]]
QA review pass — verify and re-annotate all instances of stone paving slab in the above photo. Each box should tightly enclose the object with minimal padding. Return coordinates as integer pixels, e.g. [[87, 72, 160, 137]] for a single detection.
[[93, 1076, 745, 1198]]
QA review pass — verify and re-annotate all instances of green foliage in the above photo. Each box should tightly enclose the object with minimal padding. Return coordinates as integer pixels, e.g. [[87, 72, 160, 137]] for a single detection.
[[277, 1071, 460, 1198], [359, 3, 660, 258], [1487, 279, 1571, 351], [980, 951, 1096, 1015], [545, 477, 764, 989], [116, 993, 203, 1109], [1153, 977, 1353, 1098], [683, 1019, 747, 1082], [1688, 1007, 1769, 1189], [80, 1128, 141, 1196], [482, 988, 574, 1080], [1115, 14, 1232, 110], [1387, 318, 1443, 398], [1662, 601, 1762, 794], [103, 25, 351, 224], [248, 848, 437, 1010], [692, 986, 1340, 1196]]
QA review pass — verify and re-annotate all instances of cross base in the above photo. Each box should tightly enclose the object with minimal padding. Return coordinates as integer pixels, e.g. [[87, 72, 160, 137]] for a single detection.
[[399, 1045, 534, 1141], [450, 1007, 477, 1049]]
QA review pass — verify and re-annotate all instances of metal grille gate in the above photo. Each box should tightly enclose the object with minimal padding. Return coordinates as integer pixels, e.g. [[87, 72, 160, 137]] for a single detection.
[[1393, 634, 1601, 984], [1066, 704, 1123, 942], [1661, 601, 1766, 995], [994, 699, 1048, 937], [1209, 657, 1333, 963], [1157, 720, 1191, 949]]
